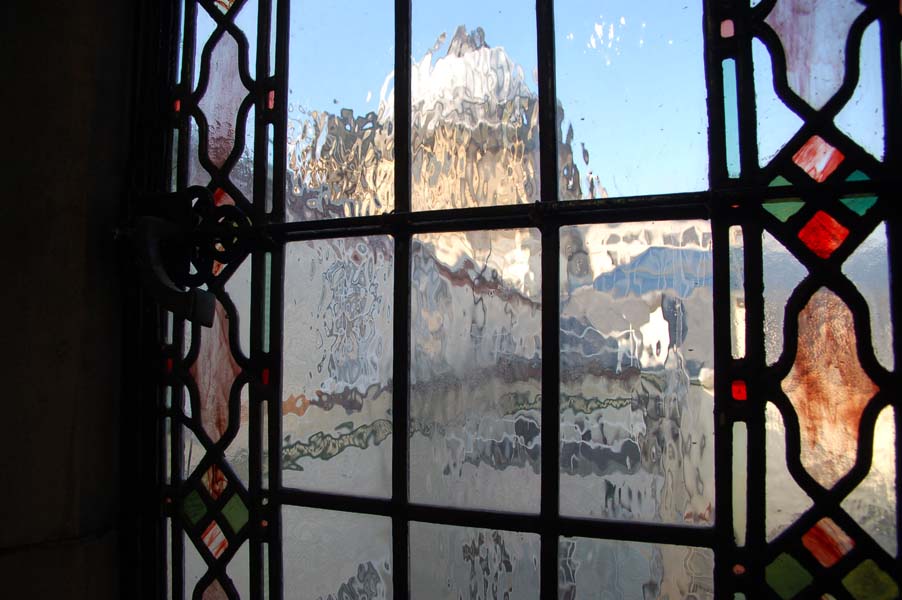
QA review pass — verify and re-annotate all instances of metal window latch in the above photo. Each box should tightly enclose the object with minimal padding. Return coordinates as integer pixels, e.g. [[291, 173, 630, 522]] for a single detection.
[[116, 186, 253, 328]]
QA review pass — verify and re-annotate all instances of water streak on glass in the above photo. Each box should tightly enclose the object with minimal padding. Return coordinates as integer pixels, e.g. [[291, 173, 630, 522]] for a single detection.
[[230, 540, 250, 599], [835, 21, 884, 160], [559, 537, 714, 599], [234, 1, 258, 79], [183, 426, 204, 480], [409, 522, 540, 599], [765, 401, 813, 541], [842, 405, 897, 556], [197, 18, 249, 167], [164, 417, 172, 485], [843, 222, 893, 370], [282, 237, 393, 497], [263, 252, 272, 353], [165, 518, 172, 600], [723, 59, 741, 178], [559, 221, 714, 524], [782, 288, 878, 489], [410, 229, 542, 512], [733, 422, 747, 546], [175, 0, 186, 85], [412, 1, 539, 209], [191, 300, 242, 443], [282, 506, 392, 600], [171, 129, 180, 193], [555, 0, 708, 198], [286, 0, 394, 220], [764, 0, 865, 110], [265, 123, 274, 213], [763, 231, 808, 366], [730, 226, 746, 359], [185, 531, 206, 598], [261, 398, 269, 488], [753, 38, 804, 167]]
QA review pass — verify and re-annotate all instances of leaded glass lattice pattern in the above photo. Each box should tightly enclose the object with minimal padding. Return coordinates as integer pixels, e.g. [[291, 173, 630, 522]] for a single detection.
[[152, 0, 900, 598]]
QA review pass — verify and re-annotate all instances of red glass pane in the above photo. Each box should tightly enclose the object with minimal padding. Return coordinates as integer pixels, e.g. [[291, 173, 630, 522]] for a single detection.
[[798, 211, 849, 259], [802, 517, 855, 567], [792, 136, 845, 182], [201, 521, 229, 559], [732, 380, 748, 401]]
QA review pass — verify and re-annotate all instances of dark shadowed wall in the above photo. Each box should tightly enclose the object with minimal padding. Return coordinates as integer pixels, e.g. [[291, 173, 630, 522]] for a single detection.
[[0, 2, 140, 596]]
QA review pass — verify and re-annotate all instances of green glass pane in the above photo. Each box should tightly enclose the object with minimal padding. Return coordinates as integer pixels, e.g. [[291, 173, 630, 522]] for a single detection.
[[843, 560, 899, 600], [769, 175, 792, 187], [222, 493, 249, 533], [766, 553, 812, 599], [841, 195, 877, 216], [764, 200, 804, 222], [183, 490, 207, 526], [846, 169, 870, 182]]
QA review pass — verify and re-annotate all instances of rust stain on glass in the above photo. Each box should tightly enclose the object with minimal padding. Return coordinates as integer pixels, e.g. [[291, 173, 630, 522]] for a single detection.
[[781, 288, 878, 488], [189, 301, 241, 443]]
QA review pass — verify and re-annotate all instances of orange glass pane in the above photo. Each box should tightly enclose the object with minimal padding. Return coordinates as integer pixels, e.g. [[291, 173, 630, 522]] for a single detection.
[[781, 288, 878, 488], [802, 517, 855, 567]]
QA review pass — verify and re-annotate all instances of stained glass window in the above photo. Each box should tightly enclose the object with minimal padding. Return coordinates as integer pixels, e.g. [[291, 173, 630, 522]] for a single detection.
[[155, 0, 899, 597]]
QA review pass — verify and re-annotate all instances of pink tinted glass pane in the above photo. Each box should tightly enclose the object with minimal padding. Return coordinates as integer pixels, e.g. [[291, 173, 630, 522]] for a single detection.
[[764, 0, 865, 109], [198, 31, 247, 167], [189, 300, 241, 444]]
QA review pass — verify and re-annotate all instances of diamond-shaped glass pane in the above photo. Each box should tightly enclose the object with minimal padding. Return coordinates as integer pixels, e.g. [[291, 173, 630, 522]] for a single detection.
[[802, 517, 854, 567], [843, 560, 900, 600], [222, 493, 249, 534], [792, 136, 844, 182], [766, 553, 813, 599], [202, 520, 229, 558], [183, 490, 207, 526], [798, 211, 849, 259]]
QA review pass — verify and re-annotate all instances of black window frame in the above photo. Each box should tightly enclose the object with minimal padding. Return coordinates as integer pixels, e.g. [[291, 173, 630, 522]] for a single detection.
[[126, 0, 902, 598]]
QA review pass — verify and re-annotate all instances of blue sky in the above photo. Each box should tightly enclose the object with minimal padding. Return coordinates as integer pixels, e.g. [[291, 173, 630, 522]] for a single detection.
[[199, 2, 718, 199]]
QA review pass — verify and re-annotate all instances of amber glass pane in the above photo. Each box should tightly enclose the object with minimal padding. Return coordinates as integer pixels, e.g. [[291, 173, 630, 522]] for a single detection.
[[410, 229, 542, 512], [282, 506, 392, 600], [282, 237, 394, 498], [409, 522, 540, 599], [286, 0, 394, 220], [559, 221, 714, 524], [559, 538, 714, 598], [781, 288, 878, 489], [411, 0, 539, 209], [555, 0, 707, 198]]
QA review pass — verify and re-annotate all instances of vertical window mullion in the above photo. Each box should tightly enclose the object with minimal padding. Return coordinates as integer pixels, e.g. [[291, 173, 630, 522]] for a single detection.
[[536, 0, 560, 598], [393, 0, 413, 598]]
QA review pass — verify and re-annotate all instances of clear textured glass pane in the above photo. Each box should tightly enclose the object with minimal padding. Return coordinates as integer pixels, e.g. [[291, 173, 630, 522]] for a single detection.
[[766, 401, 813, 541], [763, 231, 807, 366], [409, 522, 540, 599], [723, 59, 741, 179], [842, 405, 897, 556], [282, 506, 392, 600], [835, 21, 884, 160], [733, 422, 747, 546], [164, 518, 172, 600], [411, 0, 539, 209], [410, 229, 542, 512], [843, 222, 893, 370], [185, 531, 206, 598], [753, 38, 804, 167], [230, 541, 250, 599], [164, 417, 172, 485], [559, 221, 714, 524], [730, 226, 746, 359], [286, 0, 394, 220], [282, 237, 393, 497], [559, 537, 714, 599], [555, 0, 708, 198]]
